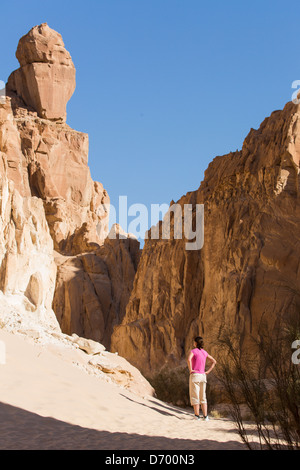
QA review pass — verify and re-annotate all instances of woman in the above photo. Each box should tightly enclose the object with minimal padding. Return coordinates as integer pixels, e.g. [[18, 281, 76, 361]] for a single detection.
[[187, 336, 216, 421]]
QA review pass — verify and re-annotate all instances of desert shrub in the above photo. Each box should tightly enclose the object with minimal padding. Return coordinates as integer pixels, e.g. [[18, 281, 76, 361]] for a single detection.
[[148, 365, 217, 411], [216, 317, 300, 450], [148, 366, 190, 407]]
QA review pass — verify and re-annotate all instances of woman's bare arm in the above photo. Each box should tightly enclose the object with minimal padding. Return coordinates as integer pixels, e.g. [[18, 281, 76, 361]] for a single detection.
[[187, 351, 195, 374], [205, 354, 217, 375]]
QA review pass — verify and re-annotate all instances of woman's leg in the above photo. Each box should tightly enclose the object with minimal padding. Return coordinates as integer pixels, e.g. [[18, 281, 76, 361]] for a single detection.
[[201, 402, 207, 417], [190, 375, 200, 416], [200, 381, 208, 417]]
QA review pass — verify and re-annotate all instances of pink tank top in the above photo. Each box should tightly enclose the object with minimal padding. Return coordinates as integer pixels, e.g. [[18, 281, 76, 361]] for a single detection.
[[191, 348, 208, 374]]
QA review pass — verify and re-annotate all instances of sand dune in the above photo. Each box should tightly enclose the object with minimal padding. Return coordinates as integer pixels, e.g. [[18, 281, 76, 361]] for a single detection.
[[0, 329, 248, 450]]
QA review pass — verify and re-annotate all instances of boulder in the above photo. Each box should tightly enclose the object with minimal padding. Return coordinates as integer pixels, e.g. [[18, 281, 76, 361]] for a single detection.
[[70, 334, 106, 355], [7, 23, 75, 121]]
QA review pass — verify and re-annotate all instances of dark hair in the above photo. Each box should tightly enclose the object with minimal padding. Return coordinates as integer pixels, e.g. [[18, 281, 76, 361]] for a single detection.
[[194, 336, 204, 350]]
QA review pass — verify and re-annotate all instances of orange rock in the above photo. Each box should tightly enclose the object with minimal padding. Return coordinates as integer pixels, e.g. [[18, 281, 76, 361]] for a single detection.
[[53, 225, 140, 349], [1, 25, 141, 347], [1, 24, 128, 345], [111, 100, 300, 377], [7, 23, 75, 121]]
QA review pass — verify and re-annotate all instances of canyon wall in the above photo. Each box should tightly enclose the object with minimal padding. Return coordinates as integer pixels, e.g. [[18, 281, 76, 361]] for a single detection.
[[2, 23, 300, 381], [111, 100, 300, 376], [1, 24, 139, 347]]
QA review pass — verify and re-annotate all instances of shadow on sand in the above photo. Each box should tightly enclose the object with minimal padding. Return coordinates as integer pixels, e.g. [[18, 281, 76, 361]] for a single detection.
[[0, 401, 246, 450]]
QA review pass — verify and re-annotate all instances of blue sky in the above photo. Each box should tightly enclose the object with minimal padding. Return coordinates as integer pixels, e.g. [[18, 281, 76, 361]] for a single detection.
[[2, 0, 300, 243]]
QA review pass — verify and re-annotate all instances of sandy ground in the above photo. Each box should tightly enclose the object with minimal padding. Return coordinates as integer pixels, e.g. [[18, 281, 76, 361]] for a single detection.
[[0, 329, 249, 450]]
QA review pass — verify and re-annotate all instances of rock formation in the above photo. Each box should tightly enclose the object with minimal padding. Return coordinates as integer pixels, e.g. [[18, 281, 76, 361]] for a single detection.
[[111, 100, 300, 377], [7, 23, 76, 121], [1, 24, 139, 350], [4, 22, 299, 393], [0, 168, 59, 333], [5, 27, 110, 255], [53, 224, 140, 347]]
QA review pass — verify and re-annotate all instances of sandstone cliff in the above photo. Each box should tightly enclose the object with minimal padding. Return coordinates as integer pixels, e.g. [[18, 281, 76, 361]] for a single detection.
[[53, 224, 140, 347], [111, 100, 300, 377], [1, 23, 139, 350], [5, 24, 110, 254], [3, 22, 299, 389], [0, 163, 59, 334]]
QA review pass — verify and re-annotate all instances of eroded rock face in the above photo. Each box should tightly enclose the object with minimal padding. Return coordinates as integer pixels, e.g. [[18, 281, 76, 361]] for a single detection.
[[0, 24, 133, 348], [3, 21, 107, 254], [53, 225, 140, 349], [111, 100, 300, 377], [0, 170, 59, 332], [1, 88, 109, 255], [7, 23, 76, 121]]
